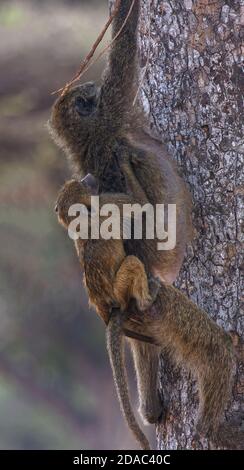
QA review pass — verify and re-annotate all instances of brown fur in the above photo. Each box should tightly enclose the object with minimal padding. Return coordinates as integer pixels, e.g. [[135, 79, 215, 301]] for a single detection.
[[107, 309, 151, 450], [56, 179, 243, 449], [123, 288, 244, 449], [49, 0, 192, 285], [49, 0, 192, 428], [50, 0, 242, 449], [56, 178, 159, 449], [56, 178, 160, 322]]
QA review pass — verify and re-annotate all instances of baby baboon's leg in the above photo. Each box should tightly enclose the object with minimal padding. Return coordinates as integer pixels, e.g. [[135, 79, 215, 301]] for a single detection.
[[128, 340, 163, 424], [113, 255, 156, 312]]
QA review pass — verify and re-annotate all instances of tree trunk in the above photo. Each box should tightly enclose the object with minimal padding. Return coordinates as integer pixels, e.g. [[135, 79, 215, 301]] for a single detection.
[[109, 0, 243, 449], [138, 0, 243, 449]]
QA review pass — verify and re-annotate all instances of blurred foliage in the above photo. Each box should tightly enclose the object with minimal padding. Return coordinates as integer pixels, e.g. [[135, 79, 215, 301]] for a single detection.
[[0, 0, 135, 450]]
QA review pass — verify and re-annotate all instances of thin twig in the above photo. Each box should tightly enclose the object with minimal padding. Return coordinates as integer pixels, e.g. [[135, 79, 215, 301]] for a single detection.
[[133, 0, 151, 106], [52, 0, 137, 97], [52, 0, 121, 96], [79, 0, 136, 81]]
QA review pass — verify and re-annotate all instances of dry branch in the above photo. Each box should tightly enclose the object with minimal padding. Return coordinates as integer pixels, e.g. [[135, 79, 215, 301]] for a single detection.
[[52, 0, 137, 97], [52, 0, 121, 96]]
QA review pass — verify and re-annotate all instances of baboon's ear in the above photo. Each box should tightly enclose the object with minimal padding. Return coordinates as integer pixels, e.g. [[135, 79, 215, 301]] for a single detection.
[[81, 173, 99, 195]]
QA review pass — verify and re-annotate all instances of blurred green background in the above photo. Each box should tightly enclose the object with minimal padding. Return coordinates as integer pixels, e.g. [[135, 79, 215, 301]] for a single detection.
[[0, 0, 147, 450]]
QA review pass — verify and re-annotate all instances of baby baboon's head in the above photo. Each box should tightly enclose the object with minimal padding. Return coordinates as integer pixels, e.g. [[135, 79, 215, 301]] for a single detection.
[[55, 174, 98, 228]]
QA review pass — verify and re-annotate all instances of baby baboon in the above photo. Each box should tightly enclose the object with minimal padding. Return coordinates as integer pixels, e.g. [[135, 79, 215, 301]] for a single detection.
[[56, 175, 161, 449], [55, 176, 160, 322]]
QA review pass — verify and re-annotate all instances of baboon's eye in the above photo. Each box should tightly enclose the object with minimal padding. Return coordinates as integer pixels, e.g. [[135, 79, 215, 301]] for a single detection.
[[75, 96, 95, 117]]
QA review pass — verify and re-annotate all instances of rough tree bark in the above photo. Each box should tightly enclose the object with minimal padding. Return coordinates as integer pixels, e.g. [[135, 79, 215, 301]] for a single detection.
[[138, 0, 243, 449], [109, 0, 243, 449]]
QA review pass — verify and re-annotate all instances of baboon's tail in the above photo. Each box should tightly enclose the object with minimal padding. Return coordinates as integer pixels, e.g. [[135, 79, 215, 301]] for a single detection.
[[106, 309, 151, 450]]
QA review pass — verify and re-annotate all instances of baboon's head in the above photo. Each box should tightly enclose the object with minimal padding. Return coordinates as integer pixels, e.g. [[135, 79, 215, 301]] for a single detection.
[[49, 82, 100, 168]]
